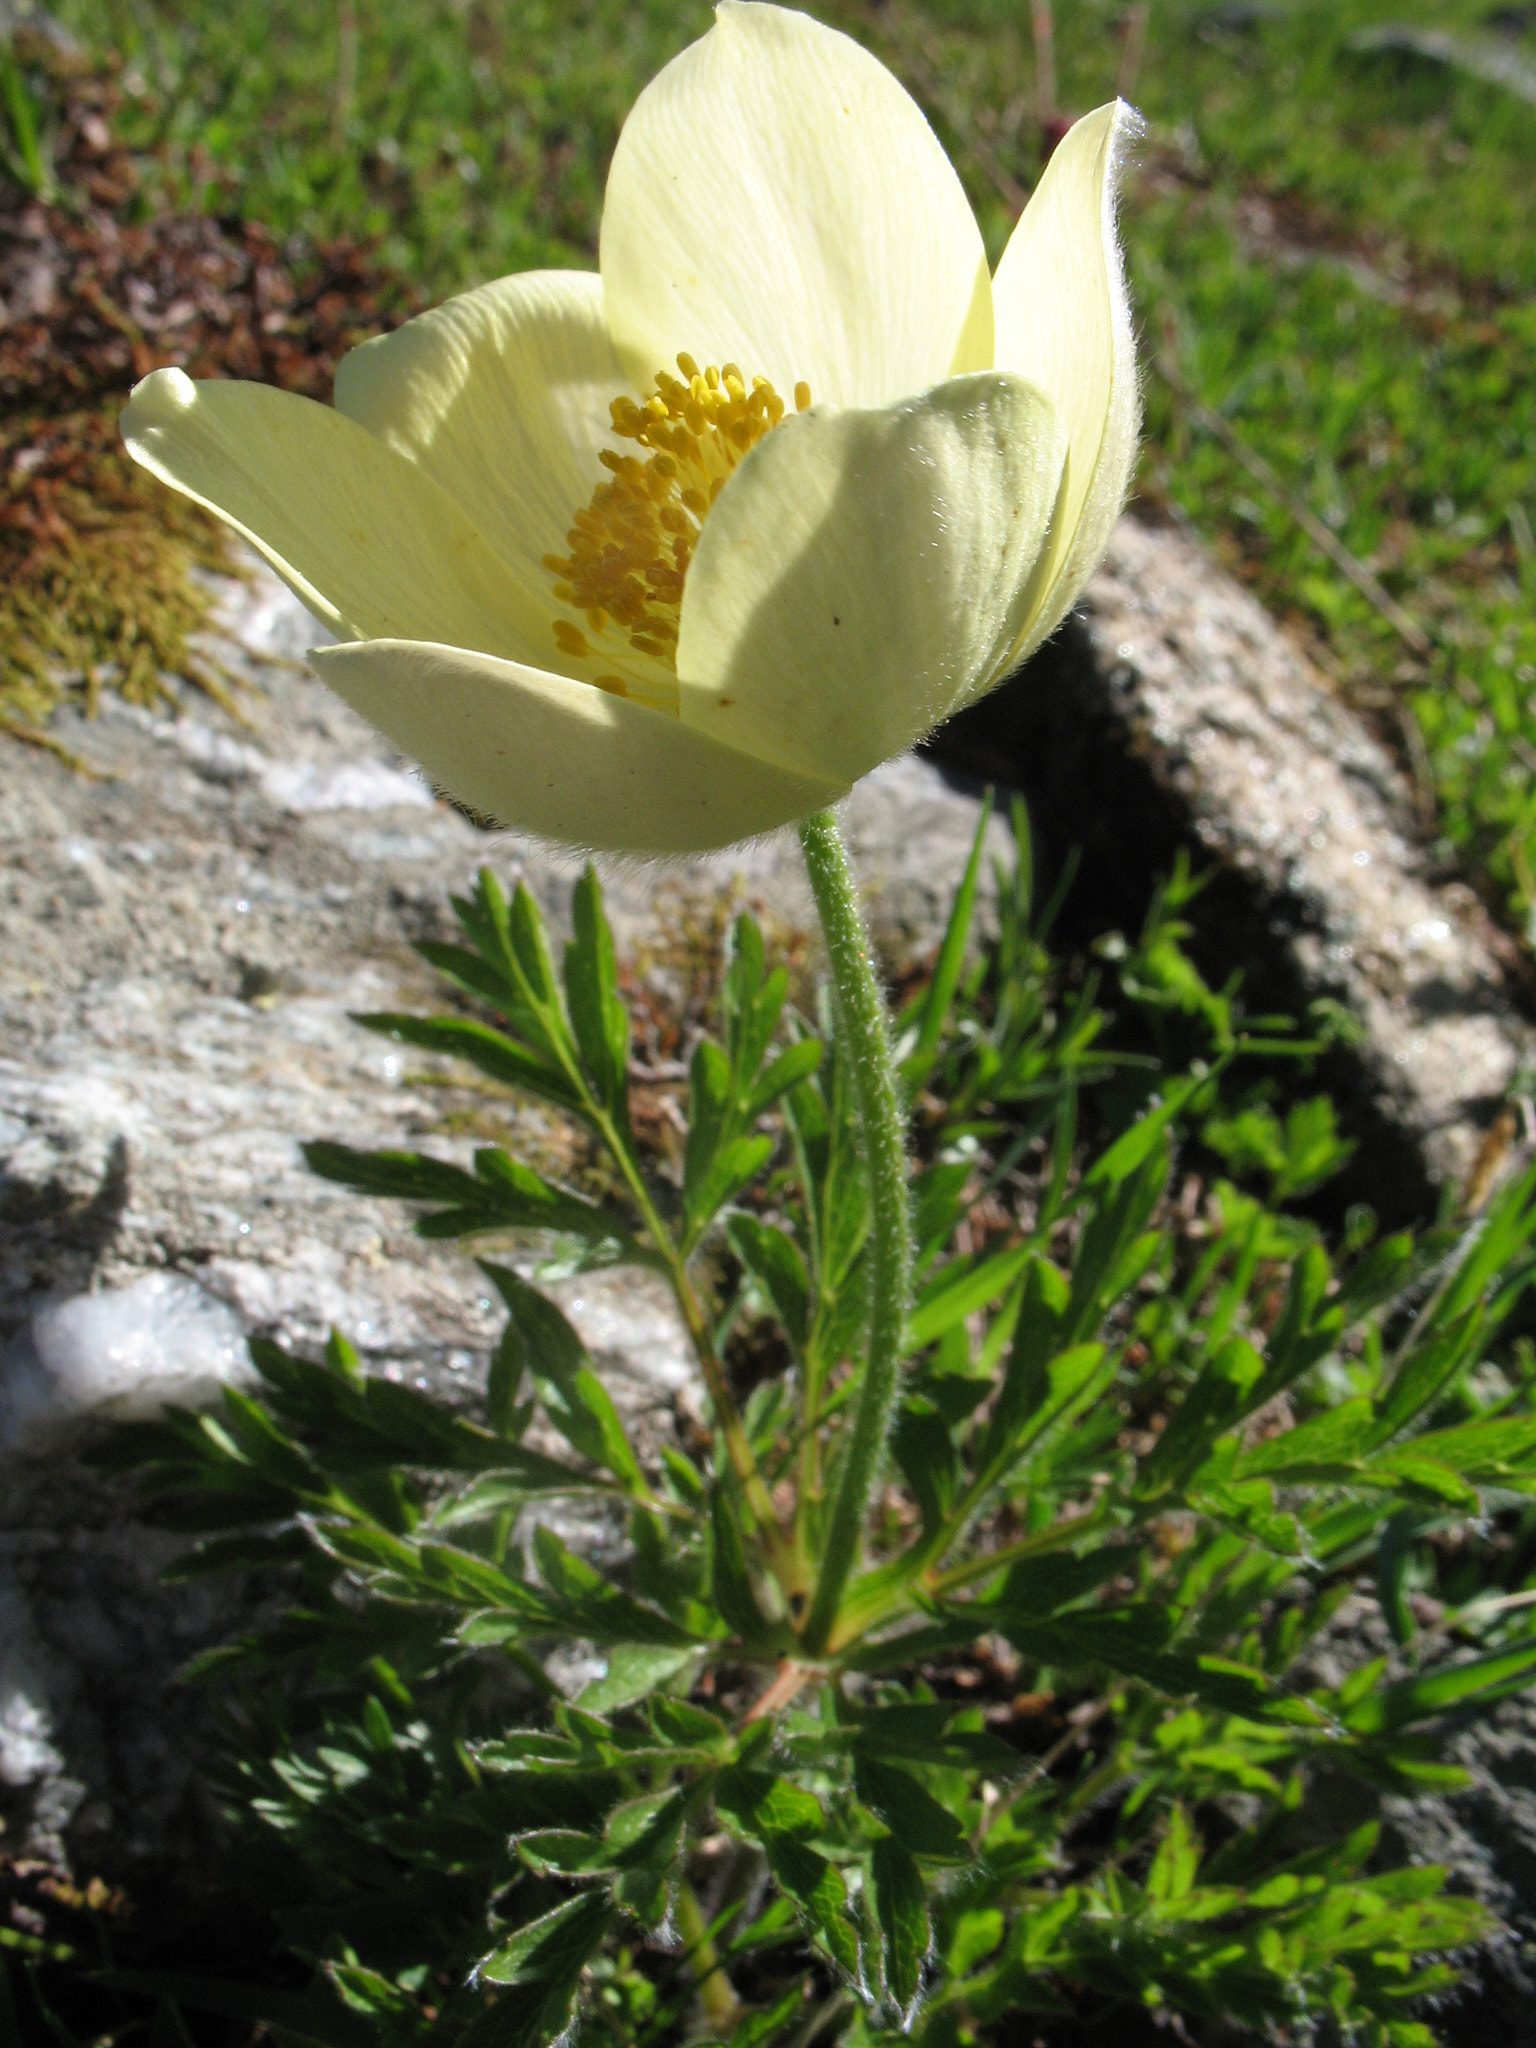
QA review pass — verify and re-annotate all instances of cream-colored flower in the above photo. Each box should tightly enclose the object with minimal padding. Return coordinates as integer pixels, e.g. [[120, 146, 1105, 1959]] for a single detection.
[[121, 3, 1138, 853]]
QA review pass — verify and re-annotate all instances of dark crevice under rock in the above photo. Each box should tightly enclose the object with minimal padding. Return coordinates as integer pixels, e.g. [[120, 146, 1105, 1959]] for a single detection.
[[926, 511, 1536, 1227]]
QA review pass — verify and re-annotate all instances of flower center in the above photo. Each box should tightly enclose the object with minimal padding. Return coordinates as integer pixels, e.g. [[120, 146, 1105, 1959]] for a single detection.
[[542, 353, 811, 703]]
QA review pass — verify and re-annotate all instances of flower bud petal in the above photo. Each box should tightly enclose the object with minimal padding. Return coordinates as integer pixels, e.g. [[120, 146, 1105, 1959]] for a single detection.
[[601, 1, 991, 410], [986, 99, 1142, 683], [121, 369, 558, 669], [676, 371, 1067, 786], [335, 270, 631, 610], [309, 638, 846, 852]]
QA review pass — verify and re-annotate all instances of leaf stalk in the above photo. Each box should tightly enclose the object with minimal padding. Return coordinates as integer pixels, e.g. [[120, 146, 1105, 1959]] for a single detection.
[[598, 1103, 789, 1565], [674, 1879, 741, 2031]]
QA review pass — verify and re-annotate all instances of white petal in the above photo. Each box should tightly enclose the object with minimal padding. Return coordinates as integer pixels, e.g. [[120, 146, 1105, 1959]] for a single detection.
[[987, 100, 1141, 678], [309, 639, 846, 853], [675, 371, 1067, 786], [334, 270, 624, 595], [600, 0, 991, 409], [121, 369, 561, 669]]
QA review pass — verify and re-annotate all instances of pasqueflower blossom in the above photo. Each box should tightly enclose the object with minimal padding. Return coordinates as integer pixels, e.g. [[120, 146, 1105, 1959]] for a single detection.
[[121, 3, 1138, 853]]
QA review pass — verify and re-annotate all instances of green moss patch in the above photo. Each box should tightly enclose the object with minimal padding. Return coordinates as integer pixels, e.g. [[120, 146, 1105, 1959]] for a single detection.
[[0, 32, 417, 756]]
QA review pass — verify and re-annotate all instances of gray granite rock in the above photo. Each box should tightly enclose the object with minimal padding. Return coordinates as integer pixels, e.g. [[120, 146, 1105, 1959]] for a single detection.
[[1382, 1695, 1536, 2046], [0, 553, 1007, 1872], [931, 510, 1536, 1220], [0, 556, 1008, 1423], [1290, 1596, 1536, 2042]]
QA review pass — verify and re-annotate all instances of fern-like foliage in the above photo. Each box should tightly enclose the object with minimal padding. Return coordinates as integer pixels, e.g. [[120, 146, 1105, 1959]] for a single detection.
[[32, 804, 1536, 2048]]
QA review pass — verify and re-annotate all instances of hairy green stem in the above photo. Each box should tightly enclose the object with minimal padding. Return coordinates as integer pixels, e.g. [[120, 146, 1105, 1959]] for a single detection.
[[797, 809, 913, 1655]]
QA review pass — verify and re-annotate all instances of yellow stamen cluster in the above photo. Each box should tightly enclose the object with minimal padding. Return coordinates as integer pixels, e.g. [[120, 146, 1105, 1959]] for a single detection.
[[543, 353, 812, 694]]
